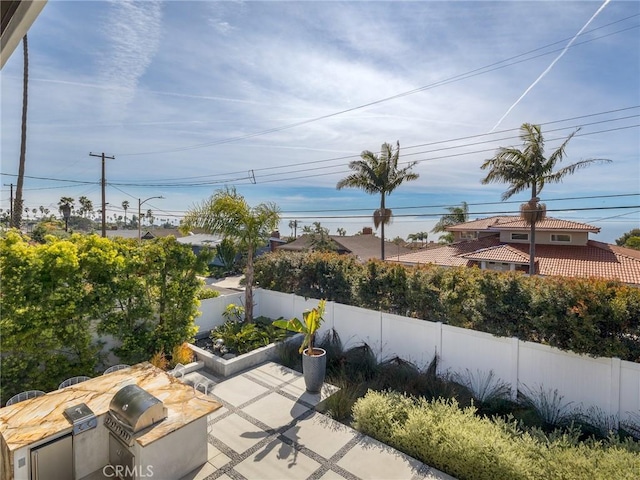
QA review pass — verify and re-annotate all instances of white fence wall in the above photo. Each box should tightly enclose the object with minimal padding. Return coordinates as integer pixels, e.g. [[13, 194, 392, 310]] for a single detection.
[[197, 289, 640, 423], [196, 293, 243, 336]]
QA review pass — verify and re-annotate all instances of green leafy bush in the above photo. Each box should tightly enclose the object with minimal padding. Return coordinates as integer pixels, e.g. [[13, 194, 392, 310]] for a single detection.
[[197, 287, 220, 300], [209, 317, 289, 355], [255, 251, 640, 361], [352, 390, 640, 480]]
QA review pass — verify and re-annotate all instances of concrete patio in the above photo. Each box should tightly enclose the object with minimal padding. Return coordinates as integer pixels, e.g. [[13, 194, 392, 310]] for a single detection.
[[179, 362, 454, 480]]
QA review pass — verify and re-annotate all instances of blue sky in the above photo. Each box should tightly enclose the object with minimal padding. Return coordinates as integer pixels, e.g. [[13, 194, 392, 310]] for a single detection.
[[1, 0, 638, 243]]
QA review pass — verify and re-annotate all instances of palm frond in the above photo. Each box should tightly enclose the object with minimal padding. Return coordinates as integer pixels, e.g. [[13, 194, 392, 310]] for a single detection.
[[373, 208, 392, 228]]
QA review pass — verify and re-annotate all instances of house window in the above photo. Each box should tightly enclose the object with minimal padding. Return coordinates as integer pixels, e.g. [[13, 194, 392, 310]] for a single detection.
[[551, 234, 571, 243], [460, 231, 478, 240], [510, 233, 529, 241]]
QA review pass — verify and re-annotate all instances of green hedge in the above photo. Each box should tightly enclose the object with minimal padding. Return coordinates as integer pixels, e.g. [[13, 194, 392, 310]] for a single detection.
[[352, 390, 640, 480], [254, 252, 640, 361]]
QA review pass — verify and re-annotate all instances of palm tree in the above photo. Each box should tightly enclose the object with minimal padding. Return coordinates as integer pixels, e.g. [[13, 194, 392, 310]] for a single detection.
[[336, 227, 346, 236], [336, 141, 419, 260], [288, 219, 301, 237], [407, 231, 429, 246], [78, 196, 93, 218], [12, 35, 28, 229], [432, 202, 469, 244], [481, 123, 611, 275], [180, 187, 280, 323], [122, 200, 130, 228]]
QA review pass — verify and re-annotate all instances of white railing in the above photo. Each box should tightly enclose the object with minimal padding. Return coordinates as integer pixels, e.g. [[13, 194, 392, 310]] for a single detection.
[[195, 288, 640, 423]]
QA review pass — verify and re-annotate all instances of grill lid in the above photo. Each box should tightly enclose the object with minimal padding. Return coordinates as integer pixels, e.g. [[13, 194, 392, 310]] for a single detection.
[[109, 384, 167, 433]]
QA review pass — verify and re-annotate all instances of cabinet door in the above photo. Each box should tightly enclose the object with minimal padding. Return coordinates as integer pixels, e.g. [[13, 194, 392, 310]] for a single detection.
[[109, 434, 135, 480], [31, 434, 73, 480]]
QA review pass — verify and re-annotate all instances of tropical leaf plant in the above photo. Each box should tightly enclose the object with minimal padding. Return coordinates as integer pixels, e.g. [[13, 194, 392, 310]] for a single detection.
[[273, 299, 326, 355]]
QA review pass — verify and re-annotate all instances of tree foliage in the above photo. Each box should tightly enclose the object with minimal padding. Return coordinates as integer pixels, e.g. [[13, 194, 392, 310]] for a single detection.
[[255, 251, 640, 362], [616, 229, 640, 249], [0, 231, 211, 403], [180, 187, 280, 322], [481, 124, 611, 274], [432, 202, 469, 238], [337, 141, 419, 260]]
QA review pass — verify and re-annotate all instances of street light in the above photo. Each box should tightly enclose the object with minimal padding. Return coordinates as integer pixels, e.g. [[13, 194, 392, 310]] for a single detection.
[[60, 204, 71, 232], [138, 196, 164, 242]]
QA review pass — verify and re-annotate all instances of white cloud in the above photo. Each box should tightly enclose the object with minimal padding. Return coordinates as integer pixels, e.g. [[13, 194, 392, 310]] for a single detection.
[[97, 0, 163, 121]]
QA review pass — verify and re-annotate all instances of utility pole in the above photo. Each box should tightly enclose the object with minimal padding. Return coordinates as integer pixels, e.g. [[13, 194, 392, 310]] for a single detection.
[[89, 152, 114, 237], [3, 183, 13, 222]]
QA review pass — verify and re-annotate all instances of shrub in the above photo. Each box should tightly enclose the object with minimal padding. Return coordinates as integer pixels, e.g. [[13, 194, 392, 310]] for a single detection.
[[276, 335, 303, 372], [197, 287, 220, 300], [317, 379, 369, 423], [518, 385, 578, 431], [170, 342, 194, 367], [209, 319, 288, 355], [352, 390, 640, 480], [453, 369, 511, 404], [254, 251, 640, 361], [150, 350, 169, 370]]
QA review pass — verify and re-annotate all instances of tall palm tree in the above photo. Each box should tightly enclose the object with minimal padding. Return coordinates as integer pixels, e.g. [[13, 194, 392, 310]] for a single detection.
[[481, 123, 611, 275], [407, 231, 429, 246], [78, 196, 93, 218], [12, 35, 29, 229], [122, 200, 130, 228], [336, 141, 419, 260], [180, 187, 280, 323], [288, 219, 302, 238], [432, 202, 469, 243]]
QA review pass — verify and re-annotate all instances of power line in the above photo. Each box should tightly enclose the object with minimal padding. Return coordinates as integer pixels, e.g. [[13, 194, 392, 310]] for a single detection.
[[280, 205, 640, 221], [113, 18, 639, 157], [281, 193, 640, 214], [113, 107, 640, 186], [2, 109, 637, 188]]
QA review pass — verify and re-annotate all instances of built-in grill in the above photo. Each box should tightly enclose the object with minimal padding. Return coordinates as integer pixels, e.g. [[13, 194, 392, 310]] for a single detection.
[[104, 384, 168, 447]]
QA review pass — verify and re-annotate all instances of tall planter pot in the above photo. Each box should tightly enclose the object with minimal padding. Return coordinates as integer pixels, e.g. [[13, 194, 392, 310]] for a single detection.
[[302, 347, 326, 393]]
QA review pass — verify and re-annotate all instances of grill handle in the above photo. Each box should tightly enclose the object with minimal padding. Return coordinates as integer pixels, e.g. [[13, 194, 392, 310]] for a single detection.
[[108, 411, 134, 432]]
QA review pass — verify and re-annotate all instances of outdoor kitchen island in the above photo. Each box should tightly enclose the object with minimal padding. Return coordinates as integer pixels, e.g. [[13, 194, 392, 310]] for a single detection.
[[0, 362, 221, 480]]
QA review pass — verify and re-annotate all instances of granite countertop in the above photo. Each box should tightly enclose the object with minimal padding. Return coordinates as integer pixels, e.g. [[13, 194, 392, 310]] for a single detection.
[[0, 363, 221, 452]]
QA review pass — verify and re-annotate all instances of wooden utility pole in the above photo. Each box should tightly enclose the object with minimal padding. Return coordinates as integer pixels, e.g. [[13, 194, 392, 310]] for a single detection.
[[89, 152, 114, 237]]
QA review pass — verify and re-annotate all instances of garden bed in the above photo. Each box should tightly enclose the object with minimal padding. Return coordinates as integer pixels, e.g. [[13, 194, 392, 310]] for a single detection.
[[189, 333, 303, 377]]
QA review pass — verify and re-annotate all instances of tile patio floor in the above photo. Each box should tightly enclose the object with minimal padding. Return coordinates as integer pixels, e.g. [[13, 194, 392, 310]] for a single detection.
[[179, 362, 455, 480]]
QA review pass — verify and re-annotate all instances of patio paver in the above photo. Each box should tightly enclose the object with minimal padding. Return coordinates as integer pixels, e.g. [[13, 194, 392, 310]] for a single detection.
[[242, 391, 310, 429], [234, 437, 322, 480], [179, 362, 454, 480], [211, 413, 270, 454], [282, 412, 356, 460]]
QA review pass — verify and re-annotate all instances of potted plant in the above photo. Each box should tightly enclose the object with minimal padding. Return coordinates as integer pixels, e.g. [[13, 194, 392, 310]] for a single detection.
[[274, 299, 327, 392]]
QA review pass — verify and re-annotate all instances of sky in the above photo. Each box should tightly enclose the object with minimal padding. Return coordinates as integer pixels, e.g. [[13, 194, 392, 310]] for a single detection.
[[1, 0, 639, 244]]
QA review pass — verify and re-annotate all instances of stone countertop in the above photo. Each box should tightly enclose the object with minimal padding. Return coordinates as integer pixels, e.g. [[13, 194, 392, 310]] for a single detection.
[[0, 363, 221, 452]]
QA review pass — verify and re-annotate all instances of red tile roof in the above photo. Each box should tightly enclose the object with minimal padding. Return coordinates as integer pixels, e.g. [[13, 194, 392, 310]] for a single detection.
[[390, 236, 640, 284], [460, 244, 530, 264], [386, 235, 502, 267], [446, 216, 514, 231], [446, 216, 600, 233]]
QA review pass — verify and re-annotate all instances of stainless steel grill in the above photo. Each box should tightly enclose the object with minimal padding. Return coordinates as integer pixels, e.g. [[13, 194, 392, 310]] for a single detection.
[[104, 384, 167, 446]]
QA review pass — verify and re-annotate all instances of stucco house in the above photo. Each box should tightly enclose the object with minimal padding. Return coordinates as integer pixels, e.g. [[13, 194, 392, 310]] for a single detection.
[[388, 216, 640, 284]]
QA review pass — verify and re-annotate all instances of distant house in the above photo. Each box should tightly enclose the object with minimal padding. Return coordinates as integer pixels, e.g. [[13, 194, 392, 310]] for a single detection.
[[104, 229, 181, 241], [176, 233, 221, 254], [277, 228, 412, 262], [388, 216, 640, 285]]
